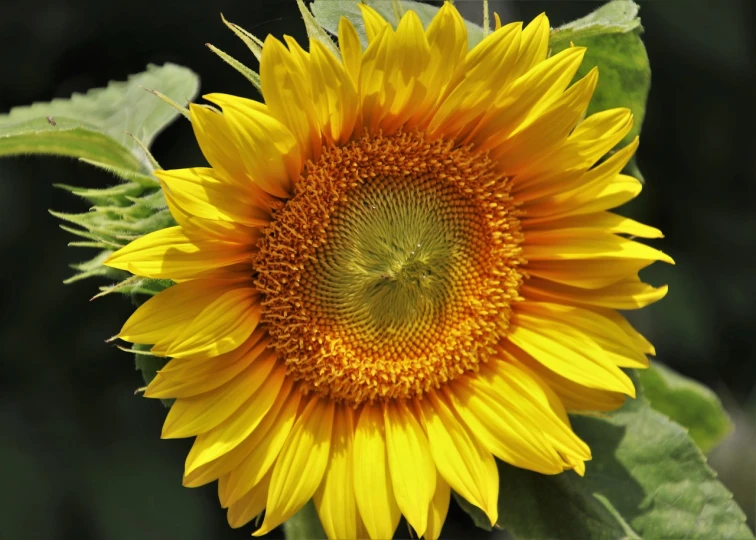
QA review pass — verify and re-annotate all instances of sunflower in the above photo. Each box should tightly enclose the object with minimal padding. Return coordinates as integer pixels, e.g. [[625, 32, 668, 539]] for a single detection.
[[105, 3, 671, 539]]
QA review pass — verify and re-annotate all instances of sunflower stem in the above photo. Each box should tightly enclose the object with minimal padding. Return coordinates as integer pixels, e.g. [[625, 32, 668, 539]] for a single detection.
[[283, 501, 326, 540], [483, 0, 490, 37]]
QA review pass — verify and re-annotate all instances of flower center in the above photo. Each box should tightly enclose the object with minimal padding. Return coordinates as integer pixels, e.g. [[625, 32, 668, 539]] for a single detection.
[[253, 131, 524, 404]]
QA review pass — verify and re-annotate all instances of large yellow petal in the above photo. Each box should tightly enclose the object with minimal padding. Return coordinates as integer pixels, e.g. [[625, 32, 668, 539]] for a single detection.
[[156, 167, 273, 229], [522, 276, 669, 311], [219, 387, 302, 506], [118, 279, 250, 349], [523, 228, 674, 265], [204, 93, 302, 198], [491, 66, 598, 173], [226, 468, 272, 529], [161, 352, 278, 439], [104, 226, 252, 280], [353, 404, 401, 540], [507, 310, 636, 395], [313, 407, 359, 540], [358, 10, 431, 134], [384, 401, 435, 537], [505, 343, 627, 412], [527, 257, 661, 289], [449, 376, 567, 474], [151, 285, 262, 359], [521, 138, 640, 212], [358, 3, 390, 42], [420, 391, 498, 525], [429, 22, 522, 139], [526, 211, 663, 239], [467, 46, 586, 149], [309, 39, 359, 145], [518, 302, 651, 368], [424, 472, 451, 540], [145, 330, 268, 399], [338, 16, 362, 85], [182, 376, 294, 487], [486, 359, 591, 466], [406, 1, 467, 129], [254, 398, 335, 536], [181, 363, 287, 470], [189, 104, 248, 188], [512, 13, 550, 79], [260, 36, 321, 163]]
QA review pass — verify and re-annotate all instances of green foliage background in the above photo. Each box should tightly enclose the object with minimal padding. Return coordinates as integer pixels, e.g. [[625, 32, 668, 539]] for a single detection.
[[0, 0, 753, 538]]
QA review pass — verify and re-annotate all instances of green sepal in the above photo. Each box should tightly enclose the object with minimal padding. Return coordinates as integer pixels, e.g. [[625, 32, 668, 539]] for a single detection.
[[283, 500, 327, 540]]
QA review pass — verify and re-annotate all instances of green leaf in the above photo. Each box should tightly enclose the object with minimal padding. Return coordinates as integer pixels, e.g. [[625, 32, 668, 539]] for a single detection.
[[550, 1, 650, 149], [638, 363, 733, 453], [283, 500, 327, 539], [478, 374, 752, 539], [0, 118, 143, 171], [310, 0, 485, 49], [0, 63, 199, 172]]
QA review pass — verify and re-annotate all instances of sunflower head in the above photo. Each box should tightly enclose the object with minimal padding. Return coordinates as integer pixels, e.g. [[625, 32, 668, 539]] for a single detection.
[[105, 3, 671, 539]]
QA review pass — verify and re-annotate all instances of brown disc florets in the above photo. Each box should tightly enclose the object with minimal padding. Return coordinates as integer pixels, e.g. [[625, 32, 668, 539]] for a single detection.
[[253, 130, 524, 405]]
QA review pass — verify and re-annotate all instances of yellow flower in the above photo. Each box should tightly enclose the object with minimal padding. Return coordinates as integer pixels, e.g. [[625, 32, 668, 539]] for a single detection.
[[105, 4, 671, 539]]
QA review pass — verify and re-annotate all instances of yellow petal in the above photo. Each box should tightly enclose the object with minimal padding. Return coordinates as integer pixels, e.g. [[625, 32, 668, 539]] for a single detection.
[[384, 401, 435, 537], [353, 404, 401, 540], [152, 285, 262, 359], [486, 359, 591, 465], [156, 167, 272, 229], [226, 468, 272, 529], [521, 138, 640, 213], [491, 66, 598, 173], [182, 376, 294, 487], [518, 302, 651, 368], [254, 398, 335, 536], [523, 228, 674, 265], [418, 2, 467, 118], [118, 279, 247, 347], [449, 376, 566, 474], [522, 276, 669, 311], [424, 472, 451, 540], [358, 10, 431, 134], [512, 13, 549, 79], [260, 35, 321, 162], [161, 352, 277, 439], [338, 16, 362, 85], [526, 211, 663, 239], [429, 22, 522, 139], [220, 387, 302, 506], [189, 104, 248, 187], [508, 311, 636, 395], [421, 391, 498, 525], [181, 363, 287, 470], [358, 3, 390, 42], [104, 226, 253, 280], [313, 407, 359, 540], [309, 39, 359, 145], [505, 343, 627, 412], [204, 93, 302, 198], [467, 46, 586, 149], [145, 330, 268, 399]]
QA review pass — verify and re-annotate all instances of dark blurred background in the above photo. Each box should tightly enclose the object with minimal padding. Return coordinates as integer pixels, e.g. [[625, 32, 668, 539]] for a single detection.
[[1, 0, 753, 538]]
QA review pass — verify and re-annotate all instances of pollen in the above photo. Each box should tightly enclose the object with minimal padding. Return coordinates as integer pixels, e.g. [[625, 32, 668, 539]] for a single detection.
[[253, 131, 524, 404]]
